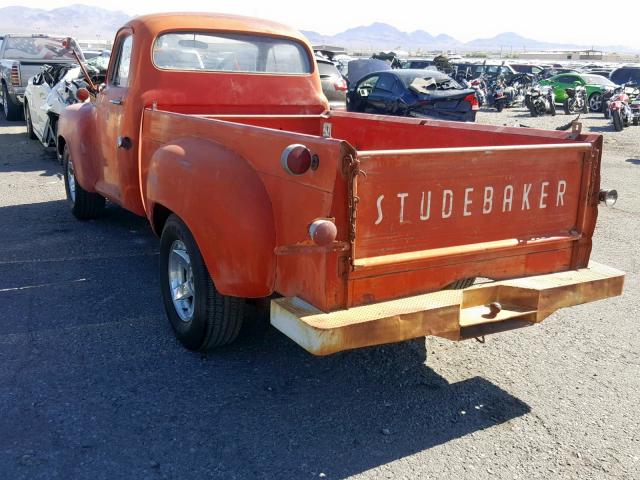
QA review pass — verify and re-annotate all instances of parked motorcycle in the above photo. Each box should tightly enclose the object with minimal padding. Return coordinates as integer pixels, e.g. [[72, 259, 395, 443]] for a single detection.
[[525, 85, 556, 116], [507, 73, 533, 105], [607, 86, 633, 131], [462, 75, 487, 106], [601, 86, 616, 119], [631, 92, 640, 126], [486, 76, 517, 111], [563, 85, 589, 114]]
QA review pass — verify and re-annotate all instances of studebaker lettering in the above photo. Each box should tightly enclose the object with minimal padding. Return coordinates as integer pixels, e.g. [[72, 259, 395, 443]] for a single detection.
[[374, 180, 567, 225]]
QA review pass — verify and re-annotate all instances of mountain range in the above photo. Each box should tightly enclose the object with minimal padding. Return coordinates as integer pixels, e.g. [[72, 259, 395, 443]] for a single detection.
[[0, 4, 129, 40], [303, 23, 635, 53], [0, 5, 636, 53]]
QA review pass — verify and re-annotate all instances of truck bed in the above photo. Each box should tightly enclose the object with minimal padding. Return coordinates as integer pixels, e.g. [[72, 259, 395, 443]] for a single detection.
[[141, 109, 602, 314]]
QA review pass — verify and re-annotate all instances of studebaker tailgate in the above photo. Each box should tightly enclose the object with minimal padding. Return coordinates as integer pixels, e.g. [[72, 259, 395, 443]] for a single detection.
[[347, 142, 599, 305]]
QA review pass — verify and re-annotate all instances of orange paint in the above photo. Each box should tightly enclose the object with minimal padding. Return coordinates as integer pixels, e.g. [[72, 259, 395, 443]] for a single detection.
[[58, 13, 610, 320]]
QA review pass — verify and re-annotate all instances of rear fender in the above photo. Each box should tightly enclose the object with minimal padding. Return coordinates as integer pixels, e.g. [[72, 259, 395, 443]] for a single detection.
[[146, 138, 276, 298], [57, 102, 99, 192]]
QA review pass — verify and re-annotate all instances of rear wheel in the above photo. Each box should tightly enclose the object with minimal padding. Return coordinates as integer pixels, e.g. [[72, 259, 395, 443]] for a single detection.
[[589, 92, 602, 112], [160, 215, 245, 352], [612, 110, 624, 131], [24, 100, 36, 140], [549, 100, 556, 116], [633, 117, 639, 126], [604, 101, 610, 119], [63, 145, 105, 219], [563, 99, 573, 115], [2, 83, 23, 121]]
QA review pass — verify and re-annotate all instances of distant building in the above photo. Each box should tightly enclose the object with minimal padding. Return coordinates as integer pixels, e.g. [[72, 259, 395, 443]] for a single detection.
[[518, 49, 640, 63]]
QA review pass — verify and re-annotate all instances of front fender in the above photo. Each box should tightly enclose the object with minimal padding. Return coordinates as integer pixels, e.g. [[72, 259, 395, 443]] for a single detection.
[[146, 138, 276, 298], [58, 102, 99, 192]]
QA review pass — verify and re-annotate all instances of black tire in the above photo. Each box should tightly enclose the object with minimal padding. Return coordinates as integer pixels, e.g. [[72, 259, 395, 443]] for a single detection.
[[633, 117, 639, 126], [581, 99, 589, 114], [549, 101, 556, 116], [496, 102, 504, 112], [24, 100, 36, 140], [588, 92, 602, 113], [612, 110, 624, 132], [529, 106, 538, 117], [2, 83, 23, 121], [604, 101, 610, 119], [160, 214, 245, 352], [447, 278, 476, 289], [563, 99, 572, 115], [63, 145, 105, 219]]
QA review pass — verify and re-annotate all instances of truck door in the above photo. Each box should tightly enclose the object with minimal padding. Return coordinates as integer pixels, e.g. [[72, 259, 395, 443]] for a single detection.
[[94, 30, 140, 211]]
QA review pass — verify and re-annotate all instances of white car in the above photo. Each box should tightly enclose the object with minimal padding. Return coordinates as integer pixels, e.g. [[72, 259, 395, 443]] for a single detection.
[[23, 55, 109, 160], [24, 63, 77, 150]]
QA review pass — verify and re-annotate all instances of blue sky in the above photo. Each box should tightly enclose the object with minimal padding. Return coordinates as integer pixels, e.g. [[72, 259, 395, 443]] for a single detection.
[[2, 0, 639, 48]]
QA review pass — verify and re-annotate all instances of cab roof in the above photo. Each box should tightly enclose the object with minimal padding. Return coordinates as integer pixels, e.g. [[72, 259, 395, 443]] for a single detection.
[[124, 12, 309, 44]]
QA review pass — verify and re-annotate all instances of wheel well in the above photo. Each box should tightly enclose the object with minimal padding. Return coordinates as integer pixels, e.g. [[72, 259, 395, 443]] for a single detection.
[[152, 203, 173, 236], [57, 136, 66, 158]]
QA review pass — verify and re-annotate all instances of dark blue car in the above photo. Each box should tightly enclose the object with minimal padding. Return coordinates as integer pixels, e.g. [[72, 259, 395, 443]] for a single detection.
[[346, 69, 478, 122]]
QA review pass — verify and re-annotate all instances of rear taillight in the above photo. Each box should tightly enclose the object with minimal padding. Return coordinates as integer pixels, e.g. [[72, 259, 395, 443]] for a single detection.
[[333, 78, 347, 91], [281, 144, 312, 175], [10, 63, 20, 86], [464, 93, 479, 111], [309, 219, 337, 246]]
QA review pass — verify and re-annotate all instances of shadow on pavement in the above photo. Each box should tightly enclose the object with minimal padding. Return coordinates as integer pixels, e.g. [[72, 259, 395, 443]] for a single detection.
[[625, 158, 640, 165], [588, 125, 615, 133], [0, 199, 531, 479]]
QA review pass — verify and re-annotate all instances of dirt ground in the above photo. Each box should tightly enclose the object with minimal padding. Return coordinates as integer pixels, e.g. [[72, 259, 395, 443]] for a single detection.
[[0, 104, 638, 479]]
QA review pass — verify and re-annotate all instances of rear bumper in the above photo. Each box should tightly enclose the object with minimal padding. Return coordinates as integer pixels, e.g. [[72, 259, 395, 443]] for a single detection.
[[270, 262, 624, 356]]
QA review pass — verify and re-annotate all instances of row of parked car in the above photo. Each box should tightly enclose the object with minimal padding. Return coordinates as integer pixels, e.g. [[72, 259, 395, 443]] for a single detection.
[[2, 32, 639, 144], [0, 34, 109, 157], [315, 49, 640, 123]]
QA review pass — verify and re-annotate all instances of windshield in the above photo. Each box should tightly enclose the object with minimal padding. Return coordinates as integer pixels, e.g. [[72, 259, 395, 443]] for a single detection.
[[3, 36, 77, 61], [582, 74, 615, 86], [153, 32, 311, 74]]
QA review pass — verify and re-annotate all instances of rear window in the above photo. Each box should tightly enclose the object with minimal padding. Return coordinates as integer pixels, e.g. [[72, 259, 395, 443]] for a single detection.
[[153, 32, 311, 74], [3, 36, 76, 60], [403, 74, 461, 90], [610, 68, 640, 85], [317, 61, 340, 78], [582, 74, 615, 86]]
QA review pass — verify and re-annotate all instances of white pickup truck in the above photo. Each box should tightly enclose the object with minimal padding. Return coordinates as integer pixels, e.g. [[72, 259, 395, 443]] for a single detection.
[[0, 34, 77, 120]]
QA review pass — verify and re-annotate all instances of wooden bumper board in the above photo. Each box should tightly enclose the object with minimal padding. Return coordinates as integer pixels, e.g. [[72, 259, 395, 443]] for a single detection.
[[270, 262, 624, 356]]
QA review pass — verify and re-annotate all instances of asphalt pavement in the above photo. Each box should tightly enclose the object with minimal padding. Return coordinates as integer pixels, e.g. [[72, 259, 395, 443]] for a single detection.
[[0, 110, 638, 480]]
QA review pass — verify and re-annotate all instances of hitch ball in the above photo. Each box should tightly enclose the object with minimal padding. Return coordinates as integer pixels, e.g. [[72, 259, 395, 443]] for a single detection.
[[599, 189, 618, 207]]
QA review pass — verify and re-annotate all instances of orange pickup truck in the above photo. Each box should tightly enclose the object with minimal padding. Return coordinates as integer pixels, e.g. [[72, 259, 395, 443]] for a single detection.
[[58, 13, 624, 356]]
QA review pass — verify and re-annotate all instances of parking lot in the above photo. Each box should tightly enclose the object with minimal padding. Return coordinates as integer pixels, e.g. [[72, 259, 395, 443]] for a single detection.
[[0, 108, 638, 479]]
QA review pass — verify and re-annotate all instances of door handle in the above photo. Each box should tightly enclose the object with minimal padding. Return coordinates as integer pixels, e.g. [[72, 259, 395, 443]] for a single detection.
[[117, 136, 132, 150], [110, 98, 123, 105]]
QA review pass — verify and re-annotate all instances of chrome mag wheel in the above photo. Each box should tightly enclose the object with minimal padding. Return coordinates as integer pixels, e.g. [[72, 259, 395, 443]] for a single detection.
[[168, 240, 195, 322]]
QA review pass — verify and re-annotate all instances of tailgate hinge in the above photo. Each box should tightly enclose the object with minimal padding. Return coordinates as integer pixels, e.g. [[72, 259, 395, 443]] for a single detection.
[[346, 154, 366, 269]]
